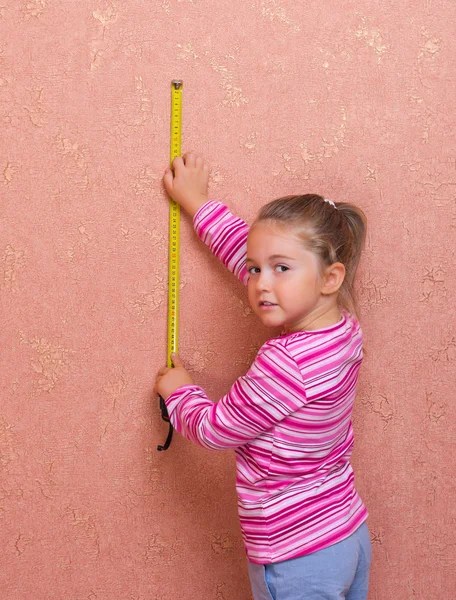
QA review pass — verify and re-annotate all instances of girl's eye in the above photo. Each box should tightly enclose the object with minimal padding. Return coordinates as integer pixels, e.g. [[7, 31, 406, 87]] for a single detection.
[[275, 265, 289, 272], [248, 266, 260, 275]]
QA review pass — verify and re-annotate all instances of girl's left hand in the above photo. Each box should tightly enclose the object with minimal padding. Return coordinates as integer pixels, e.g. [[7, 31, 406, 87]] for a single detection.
[[155, 353, 194, 399]]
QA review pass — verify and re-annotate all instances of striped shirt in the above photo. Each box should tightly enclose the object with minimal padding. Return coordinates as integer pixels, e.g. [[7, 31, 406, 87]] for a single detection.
[[165, 201, 368, 564]]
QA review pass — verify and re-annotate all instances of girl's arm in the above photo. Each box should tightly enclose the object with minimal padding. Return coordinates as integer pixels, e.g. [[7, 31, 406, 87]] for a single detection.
[[163, 153, 249, 284], [163, 341, 307, 450], [193, 201, 249, 284]]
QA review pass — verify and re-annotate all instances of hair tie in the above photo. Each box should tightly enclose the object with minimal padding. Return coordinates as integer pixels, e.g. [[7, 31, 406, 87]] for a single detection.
[[324, 198, 337, 209]]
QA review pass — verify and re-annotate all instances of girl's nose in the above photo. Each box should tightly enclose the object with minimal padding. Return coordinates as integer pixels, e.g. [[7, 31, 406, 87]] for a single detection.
[[256, 272, 271, 292]]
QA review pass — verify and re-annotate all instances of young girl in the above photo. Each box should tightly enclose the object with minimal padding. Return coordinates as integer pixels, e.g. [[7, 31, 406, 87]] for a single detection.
[[155, 153, 372, 600]]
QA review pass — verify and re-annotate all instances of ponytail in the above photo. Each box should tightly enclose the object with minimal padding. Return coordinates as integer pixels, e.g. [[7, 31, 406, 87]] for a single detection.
[[335, 203, 367, 316]]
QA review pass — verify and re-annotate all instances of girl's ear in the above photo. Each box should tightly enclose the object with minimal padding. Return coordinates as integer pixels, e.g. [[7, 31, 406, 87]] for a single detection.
[[321, 262, 346, 295]]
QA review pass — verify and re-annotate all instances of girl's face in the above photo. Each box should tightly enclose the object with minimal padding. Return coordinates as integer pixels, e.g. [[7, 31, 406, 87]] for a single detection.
[[246, 222, 330, 332]]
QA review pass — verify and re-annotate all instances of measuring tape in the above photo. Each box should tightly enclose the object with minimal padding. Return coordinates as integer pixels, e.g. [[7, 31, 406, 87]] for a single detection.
[[167, 80, 182, 367], [157, 80, 183, 452]]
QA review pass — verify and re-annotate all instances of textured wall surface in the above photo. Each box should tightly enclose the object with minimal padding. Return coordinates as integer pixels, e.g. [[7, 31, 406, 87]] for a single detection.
[[1, 1, 455, 599]]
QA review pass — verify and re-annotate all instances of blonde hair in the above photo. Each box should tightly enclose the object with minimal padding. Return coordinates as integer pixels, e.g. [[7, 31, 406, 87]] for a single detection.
[[253, 194, 367, 317]]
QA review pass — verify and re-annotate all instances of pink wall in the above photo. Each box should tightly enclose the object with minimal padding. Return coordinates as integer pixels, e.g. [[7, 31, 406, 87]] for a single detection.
[[2, 1, 455, 598]]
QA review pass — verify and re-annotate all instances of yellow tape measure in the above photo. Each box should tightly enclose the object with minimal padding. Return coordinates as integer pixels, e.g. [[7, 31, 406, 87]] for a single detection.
[[167, 80, 182, 368], [157, 80, 182, 452]]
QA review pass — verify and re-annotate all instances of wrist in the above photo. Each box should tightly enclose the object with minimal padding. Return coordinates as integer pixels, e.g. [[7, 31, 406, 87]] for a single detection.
[[184, 193, 209, 217]]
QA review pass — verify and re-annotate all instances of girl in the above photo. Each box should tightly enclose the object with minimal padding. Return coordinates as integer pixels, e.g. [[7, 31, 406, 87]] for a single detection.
[[155, 153, 372, 600]]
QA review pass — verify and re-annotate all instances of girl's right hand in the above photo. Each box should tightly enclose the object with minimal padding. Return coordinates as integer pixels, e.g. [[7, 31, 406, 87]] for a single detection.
[[163, 153, 210, 217]]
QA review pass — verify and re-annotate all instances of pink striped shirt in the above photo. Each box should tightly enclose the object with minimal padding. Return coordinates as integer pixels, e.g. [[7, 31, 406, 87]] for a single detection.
[[165, 201, 368, 564]]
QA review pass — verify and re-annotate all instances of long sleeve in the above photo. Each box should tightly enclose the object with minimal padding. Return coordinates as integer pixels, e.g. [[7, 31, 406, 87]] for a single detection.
[[164, 340, 307, 450], [193, 201, 250, 285]]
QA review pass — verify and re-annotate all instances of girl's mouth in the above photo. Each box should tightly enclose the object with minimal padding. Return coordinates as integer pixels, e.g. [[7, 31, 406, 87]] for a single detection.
[[259, 301, 277, 309]]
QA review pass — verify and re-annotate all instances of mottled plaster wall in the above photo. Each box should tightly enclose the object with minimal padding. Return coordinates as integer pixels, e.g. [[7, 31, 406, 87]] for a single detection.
[[1, 1, 455, 599]]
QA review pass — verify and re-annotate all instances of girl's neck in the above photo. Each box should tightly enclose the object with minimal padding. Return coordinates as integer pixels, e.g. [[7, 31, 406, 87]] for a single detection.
[[285, 304, 343, 333]]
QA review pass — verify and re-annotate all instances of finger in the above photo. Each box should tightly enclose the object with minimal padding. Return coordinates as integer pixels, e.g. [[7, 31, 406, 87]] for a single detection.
[[172, 156, 184, 171], [183, 152, 195, 167], [170, 353, 184, 368], [163, 169, 174, 195], [157, 367, 169, 377], [154, 374, 165, 396], [195, 155, 204, 168]]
